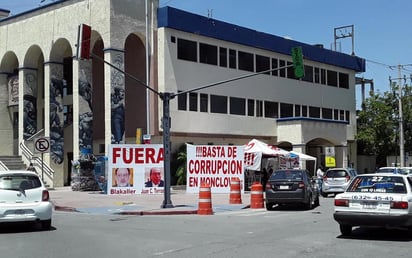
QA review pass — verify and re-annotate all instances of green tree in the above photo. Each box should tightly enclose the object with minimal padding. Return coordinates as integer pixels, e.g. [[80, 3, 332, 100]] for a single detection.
[[174, 144, 187, 185], [357, 83, 412, 167]]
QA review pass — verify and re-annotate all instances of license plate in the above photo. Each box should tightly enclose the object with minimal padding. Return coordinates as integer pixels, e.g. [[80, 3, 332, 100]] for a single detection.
[[279, 185, 289, 190], [362, 202, 377, 209]]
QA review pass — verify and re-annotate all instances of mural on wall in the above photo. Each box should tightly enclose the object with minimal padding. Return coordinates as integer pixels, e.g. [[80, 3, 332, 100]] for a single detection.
[[111, 53, 125, 144], [7, 75, 19, 106], [79, 67, 93, 151], [50, 76, 65, 164], [23, 72, 37, 139]]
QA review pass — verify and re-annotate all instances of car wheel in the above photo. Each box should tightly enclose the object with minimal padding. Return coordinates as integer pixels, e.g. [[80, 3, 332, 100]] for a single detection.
[[407, 226, 412, 237], [321, 191, 328, 198], [266, 202, 275, 211], [305, 195, 313, 210], [41, 219, 52, 230], [339, 224, 352, 236]]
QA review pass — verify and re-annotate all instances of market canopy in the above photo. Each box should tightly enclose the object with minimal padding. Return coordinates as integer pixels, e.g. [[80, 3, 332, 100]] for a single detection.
[[244, 139, 289, 156], [290, 151, 316, 161], [244, 139, 289, 170]]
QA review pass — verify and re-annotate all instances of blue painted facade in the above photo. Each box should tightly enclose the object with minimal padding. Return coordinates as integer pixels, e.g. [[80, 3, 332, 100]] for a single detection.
[[158, 6, 365, 73]]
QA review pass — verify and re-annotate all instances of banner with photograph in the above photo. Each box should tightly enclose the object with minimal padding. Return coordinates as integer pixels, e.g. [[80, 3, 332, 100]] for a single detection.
[[279, 153, 300, 169], [108, 144, 164, 195], [186, 144, 244, 193]]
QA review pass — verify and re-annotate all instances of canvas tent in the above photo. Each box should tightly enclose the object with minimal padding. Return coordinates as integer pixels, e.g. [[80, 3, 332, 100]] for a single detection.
[[244, 139, 289, 170]]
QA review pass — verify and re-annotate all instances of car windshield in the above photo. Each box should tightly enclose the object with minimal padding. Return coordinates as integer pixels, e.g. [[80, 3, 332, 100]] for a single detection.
[[271, 170, 303, 180], [398, 168, 412, 175], [346, 175, 406, 193], [0, 174, 42, 190], [326, 170, 347, 178], [377, 168, 395, 173]]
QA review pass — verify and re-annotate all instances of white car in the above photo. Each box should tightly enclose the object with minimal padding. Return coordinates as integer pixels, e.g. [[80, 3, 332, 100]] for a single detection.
[[376, 167, 412, 175], [333, 173, 412, 236], [0, 170, 52, 230]]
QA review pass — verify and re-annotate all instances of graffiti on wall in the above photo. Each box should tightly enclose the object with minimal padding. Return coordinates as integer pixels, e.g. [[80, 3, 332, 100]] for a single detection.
[[79, 67, 93, 150], [111, 53, 125, 144], [23, 73, 37, 139], [50, 77, 65, 164], [7, 75, 19, 106]]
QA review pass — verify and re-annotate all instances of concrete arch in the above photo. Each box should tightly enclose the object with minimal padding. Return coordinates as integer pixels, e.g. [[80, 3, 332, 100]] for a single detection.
[[0, 51, 19, 72], [22, 45, 44, 143], [23, 45, 44, 68], [277, 141, 293, 151], [48, 37, 74, 185], [0, 51, 19, 155], [306, 137, 346, 169], [49, 38, 72, 62], [124, 32, 147, 139], [90, 34, 105, 143], [306, 137, 335, 147]]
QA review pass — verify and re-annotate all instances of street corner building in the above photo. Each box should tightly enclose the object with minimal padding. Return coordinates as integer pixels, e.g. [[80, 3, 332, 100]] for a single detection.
[[0, 0, 366, 188]]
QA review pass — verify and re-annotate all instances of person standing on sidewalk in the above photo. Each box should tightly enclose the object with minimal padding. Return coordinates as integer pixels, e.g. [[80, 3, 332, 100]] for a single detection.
[[27, 163, 36, 172], [316, 166, 324, 192]]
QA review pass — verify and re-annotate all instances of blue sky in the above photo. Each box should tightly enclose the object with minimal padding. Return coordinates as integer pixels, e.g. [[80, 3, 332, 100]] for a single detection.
[[2, 0, 412, 108]]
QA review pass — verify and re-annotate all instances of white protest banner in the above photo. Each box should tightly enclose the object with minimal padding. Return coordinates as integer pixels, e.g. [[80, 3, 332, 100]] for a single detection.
[[108, 144, 164, 195], [186, 144, 244, 193]]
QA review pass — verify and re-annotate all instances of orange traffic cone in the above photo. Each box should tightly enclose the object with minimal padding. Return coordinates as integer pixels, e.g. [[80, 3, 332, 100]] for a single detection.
[[250, 182, 264, 209], [197, 183, 213, 215], [229, 177, 242, 204]]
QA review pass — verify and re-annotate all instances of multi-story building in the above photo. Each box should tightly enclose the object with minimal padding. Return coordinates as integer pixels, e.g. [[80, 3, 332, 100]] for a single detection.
[[0, 0, 365, 187]]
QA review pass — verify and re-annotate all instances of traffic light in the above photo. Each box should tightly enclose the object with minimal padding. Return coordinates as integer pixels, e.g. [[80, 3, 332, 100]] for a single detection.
[[77, 24, 91, 60], [291, 46, 304, 79]]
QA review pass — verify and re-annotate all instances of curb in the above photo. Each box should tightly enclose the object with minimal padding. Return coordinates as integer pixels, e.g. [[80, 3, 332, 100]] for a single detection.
[[117, 210, 198, 216]]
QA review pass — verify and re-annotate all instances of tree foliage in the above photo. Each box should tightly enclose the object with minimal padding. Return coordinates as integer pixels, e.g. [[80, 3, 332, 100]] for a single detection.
[[357, 83, 412, 167]]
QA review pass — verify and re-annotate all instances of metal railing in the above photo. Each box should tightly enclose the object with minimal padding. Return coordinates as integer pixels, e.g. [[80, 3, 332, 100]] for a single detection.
[[20, 129, 54, 185], [0, 160, 9, 171]]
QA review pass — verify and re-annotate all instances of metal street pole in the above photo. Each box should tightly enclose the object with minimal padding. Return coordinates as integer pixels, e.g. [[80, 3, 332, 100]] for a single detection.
[[160, 92, 174, 208], [398, 64, 405, 167], [145, 0, 151, 135]]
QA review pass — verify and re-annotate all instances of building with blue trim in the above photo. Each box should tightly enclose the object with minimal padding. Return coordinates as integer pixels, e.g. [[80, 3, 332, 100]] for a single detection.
[[0, 0, 365, 187]]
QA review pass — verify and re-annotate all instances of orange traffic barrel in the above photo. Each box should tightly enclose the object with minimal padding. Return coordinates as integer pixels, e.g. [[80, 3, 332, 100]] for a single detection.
[[229, 177, 242, 204], [197, 183, 213, 215], [250, 182, 264, 209]]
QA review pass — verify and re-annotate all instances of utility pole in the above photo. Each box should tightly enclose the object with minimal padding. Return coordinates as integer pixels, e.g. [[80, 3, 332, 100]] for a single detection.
[[398, 64, 405, 167], [389, 64, 412, 167]]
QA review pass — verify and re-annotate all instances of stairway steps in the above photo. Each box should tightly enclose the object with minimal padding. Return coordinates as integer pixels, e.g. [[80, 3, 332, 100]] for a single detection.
[[0, 155, 26, 170]]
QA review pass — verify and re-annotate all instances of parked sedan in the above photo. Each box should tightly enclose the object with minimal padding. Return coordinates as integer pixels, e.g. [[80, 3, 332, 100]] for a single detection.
[[334, 173, 412, 236], [0, 170, 52, 230], [265, 169, 319, 210]]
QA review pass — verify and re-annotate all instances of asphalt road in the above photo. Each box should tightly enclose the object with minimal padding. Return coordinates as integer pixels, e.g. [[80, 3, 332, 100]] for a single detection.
[[0, 197, 411, 258]]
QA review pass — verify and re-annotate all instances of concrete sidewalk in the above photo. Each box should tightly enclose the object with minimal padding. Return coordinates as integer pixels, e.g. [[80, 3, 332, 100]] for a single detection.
[[49, 187, 253, 215]]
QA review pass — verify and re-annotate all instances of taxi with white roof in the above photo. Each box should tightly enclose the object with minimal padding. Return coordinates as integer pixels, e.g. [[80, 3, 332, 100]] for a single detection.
[[333, 173, 412, 236]]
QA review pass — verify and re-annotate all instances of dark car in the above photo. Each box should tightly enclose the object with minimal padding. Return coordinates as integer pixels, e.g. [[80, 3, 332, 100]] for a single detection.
[[265, 169, 320, 210]]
